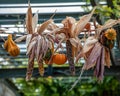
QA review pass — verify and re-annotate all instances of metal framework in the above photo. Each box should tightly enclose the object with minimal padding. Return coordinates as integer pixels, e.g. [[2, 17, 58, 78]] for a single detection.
[[0, 66, 120, 80]]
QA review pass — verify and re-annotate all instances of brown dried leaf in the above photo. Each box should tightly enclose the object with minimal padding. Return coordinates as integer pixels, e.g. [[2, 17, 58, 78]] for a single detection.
[[72, 45, 76, 58], [83, 42, 102, 70], [47, 22, 59, 31], [26, 34, 32, 47], [37, 19, 53, 34], [56, 33, 66, 40], [14, 35, 27, 43], [75, 7, 96, 36], [76, 37, 83, 51], [97, 19, 120, 34], [32, 10, 38, 32], [105, 47, 111, 68], [83, 36, 98, 54], [26, 2, 33, 34], [46, 33, 55, 40], [41, 37, 46, 53], [62, 16, 76, 38], [26, 37, 37, 55], [43, 39, 49, 57], [94, 47, 105, 81], [36, 35, 42, 60], [69, 38, 78, 48], [54, 38, 64, 53], [82, 37, 98, 54]]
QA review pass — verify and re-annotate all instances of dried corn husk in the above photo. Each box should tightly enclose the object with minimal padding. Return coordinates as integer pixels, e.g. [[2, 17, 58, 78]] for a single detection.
[[35, 35, 42, 59], [105, 47, 111, 68], [97, 19, 120, 35], [14, 35, 27, 43], [37, 19, 53, 34], [26, 36, 38, 55], [75, 7, 96, 36], [47, 22, 59, 31], [83, 42, 102, 70], [32, 10, 39, 32], [69, 38, 78, 48], [94, 47, 105, 81], [82, 36, 98, 53], [75, 36, 98, 63], [62, 16, 76, 38], [26, 34, 32, 47], [55, 33, 66, 40], [26, 2, 33, 34]]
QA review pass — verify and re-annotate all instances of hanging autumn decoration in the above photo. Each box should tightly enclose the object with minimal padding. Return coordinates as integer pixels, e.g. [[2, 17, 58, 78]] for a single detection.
[[23, 2, 55, 81], [73, 19, 120, 88], [4, 34, 20, 57], [70, 19, 120, 91], [49, 7, 96, 75]]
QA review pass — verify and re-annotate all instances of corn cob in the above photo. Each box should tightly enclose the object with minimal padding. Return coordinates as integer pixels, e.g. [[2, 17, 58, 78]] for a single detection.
[[66, 39, 75, 75], [38, 58, 44, 76], [26, 45, 35, 81]]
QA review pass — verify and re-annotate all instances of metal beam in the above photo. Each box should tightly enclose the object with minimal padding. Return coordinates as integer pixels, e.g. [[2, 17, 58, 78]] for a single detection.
[[0, 0, 84, 4], [0, 12, 87, 25], [0, 66, 120, 79]]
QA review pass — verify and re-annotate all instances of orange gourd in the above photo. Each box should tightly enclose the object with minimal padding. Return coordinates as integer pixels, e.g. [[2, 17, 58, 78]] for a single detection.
[[4, 34, 20, 57], [52, 53, 67, 65]]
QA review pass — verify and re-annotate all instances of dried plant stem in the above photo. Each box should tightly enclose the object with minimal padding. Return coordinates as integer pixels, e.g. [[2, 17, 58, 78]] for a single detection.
[[50, 9, 57, 19], [66, 40, 75, 75], [69, 66, 84, 91], [47, 38, 64, 65]]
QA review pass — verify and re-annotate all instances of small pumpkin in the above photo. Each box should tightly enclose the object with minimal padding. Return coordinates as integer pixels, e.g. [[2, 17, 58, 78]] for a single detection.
[[52, 53, 67, 65]]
